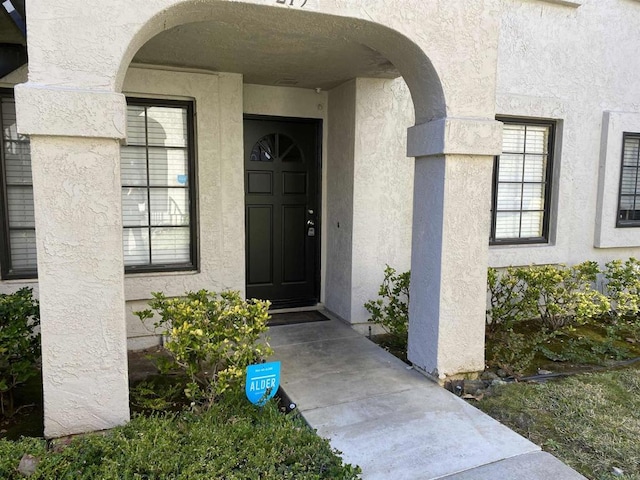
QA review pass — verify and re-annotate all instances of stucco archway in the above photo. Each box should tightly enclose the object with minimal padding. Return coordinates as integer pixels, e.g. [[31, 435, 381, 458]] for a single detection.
[[16, 0, 503, 437], [114, 1, 446, 124], [115, 0, 448, 338], [114, 0, 504, 377]]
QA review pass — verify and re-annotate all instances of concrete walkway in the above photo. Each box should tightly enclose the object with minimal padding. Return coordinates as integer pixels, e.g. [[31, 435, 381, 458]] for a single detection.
[[269, 315, 586, 480]]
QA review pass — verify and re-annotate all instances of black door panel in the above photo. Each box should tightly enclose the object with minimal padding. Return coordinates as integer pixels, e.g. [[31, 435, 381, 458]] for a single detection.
[[244, 117, 320, 308]]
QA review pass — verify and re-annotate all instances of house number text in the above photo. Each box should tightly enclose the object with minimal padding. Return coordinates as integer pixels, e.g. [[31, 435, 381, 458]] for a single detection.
[[275, 0, 307, 7]]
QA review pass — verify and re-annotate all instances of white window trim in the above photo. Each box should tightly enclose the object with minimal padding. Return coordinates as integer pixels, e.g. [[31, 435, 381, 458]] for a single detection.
[[595, 111, 640, 248]]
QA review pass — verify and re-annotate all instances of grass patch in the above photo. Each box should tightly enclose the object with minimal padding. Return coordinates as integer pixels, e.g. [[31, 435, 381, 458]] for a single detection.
[[485, 319, 640, 376], [476, 367, 640, 479], [0, 392, 360, 479]]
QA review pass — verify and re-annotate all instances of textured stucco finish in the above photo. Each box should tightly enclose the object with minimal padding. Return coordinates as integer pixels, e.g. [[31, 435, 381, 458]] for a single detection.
[[29, 136, 129, 438], [15, 85, 126, 140], [490, 0, 640, 267], [407, 117, 503, 158], [350, 78, 414, 324], [408, 155, 493, 377], [325, 80, 356, 321], [243, 84, 327, 121], [24, 0, 504, 123]]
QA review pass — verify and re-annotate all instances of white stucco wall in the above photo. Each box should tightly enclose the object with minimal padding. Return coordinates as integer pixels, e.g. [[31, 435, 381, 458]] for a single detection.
[[29, 135, 130, 438], [11, 0, 640, 420], [491, 0, 640, 267], [408, 154, 494, 378], [22, 0, 503, 123], [1, 65, 246, 348], [317, 0, 640, 277], [350, 78, 414, 324], [121, 67, 245, 349], [325, 80, 356, 321]]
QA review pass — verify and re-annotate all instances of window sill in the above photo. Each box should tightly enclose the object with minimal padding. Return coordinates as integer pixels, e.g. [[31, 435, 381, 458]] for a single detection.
[[490, 240, 552, 249], [0, 276, 38, 284], [124, 268, 199, 278], [488, 242, 564, 269]]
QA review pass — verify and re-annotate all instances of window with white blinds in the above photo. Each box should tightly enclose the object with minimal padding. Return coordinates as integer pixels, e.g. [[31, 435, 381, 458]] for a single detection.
[[491, 119, 555, 244], [618, 134, 640, 227], [122, 99, 196, 272], [0, 91, 36, 278]]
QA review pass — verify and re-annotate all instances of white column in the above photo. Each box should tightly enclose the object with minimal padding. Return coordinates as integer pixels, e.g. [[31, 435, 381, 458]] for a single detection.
[[406, 118, 502, 379], [16, 84, 130, 437]]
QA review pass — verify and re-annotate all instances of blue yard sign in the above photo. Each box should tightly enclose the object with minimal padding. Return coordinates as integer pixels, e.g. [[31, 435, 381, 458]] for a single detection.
[[245, 361, 281, 405]]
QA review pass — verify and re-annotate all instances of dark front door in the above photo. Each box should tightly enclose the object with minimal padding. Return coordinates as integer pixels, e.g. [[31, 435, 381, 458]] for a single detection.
[[244, 116, 320, 308]]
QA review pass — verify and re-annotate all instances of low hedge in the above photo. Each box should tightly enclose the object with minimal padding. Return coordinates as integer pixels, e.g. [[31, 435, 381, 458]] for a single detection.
[[0, 394, 361, 479]]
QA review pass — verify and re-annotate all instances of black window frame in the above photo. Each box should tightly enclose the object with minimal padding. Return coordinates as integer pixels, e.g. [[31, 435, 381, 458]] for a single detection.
[[123, 97, 198, 274], [616, 132, 640, 228], [490, 117, 555, 245], [0, 87, 37, 280]]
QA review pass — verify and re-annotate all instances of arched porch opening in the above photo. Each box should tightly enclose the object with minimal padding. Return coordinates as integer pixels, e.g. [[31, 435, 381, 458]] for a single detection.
[[16, 0, 503, 437], [115, 2, 445, 124], [115, 0, 446, 344]]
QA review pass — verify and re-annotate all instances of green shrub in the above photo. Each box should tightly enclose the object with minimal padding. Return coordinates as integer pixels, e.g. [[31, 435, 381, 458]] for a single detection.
[[488, 263, 610, 332], [364, 266, 410, 345], [135, 290, 272, 408], [604, 257, 640, 318], [0, 287, 40, 417], [486, 262, 613, 374], [130, 375, 188, 413], [515, 262, 610, 330], [486, 267, 536, 334], [0, 395, 361, 479]]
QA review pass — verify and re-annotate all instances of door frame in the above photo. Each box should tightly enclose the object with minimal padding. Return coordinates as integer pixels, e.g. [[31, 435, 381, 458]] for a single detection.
[[243, 114, 323, 308]]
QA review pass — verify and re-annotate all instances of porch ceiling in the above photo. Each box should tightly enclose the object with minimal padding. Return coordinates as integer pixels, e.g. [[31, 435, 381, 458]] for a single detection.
[[132, 19, 401, 89]]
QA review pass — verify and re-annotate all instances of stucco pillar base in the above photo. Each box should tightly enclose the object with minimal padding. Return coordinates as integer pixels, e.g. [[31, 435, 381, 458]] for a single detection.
[[407, 154, 494, 379], [29, 135, 130, 438]]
